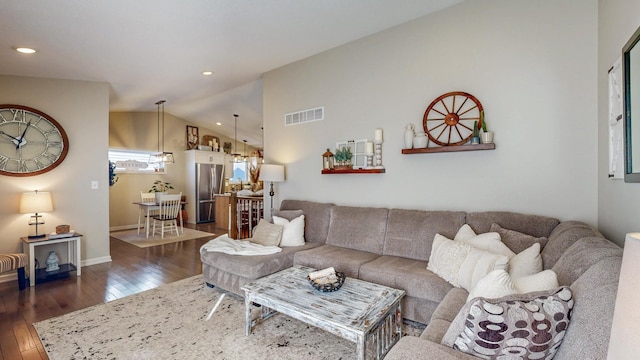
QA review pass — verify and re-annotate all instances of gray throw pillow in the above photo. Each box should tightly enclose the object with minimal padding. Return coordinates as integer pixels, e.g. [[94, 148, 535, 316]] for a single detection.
[[442, 287, 573, 360], [491, 223, 548, 254], [250, 219, 283, 246]]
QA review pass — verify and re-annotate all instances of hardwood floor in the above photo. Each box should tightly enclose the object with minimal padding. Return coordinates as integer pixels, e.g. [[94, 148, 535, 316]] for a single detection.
[[0, 223, 222, 360]]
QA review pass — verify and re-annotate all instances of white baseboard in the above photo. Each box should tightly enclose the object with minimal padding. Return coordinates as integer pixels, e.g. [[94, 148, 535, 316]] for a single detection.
[[109, 224, 138, 232], [82, 256, 112, 267], [0, 272, 16, 284]]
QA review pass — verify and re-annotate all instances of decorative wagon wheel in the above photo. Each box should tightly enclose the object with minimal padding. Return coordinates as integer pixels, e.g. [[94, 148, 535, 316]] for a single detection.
[[423, 91, 484, 146]]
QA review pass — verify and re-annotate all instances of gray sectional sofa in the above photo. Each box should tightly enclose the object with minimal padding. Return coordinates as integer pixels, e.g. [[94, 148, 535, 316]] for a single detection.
[[200, 199, 622, 359]]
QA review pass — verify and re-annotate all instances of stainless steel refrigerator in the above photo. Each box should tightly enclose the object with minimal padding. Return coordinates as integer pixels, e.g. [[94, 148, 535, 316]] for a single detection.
[[195, 163, 223, 223]]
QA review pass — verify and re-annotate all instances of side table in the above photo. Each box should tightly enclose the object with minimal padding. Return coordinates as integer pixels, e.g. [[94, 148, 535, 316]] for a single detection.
[[21, 233, 82, 287]]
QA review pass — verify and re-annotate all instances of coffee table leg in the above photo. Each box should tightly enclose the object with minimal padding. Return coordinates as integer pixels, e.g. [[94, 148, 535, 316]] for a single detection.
[[245, 295, 252, 336], [356, 334, 366, 360]]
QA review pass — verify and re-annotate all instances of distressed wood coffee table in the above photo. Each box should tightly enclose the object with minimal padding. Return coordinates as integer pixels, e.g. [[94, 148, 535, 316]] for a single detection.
[[242, 265, 405, 360]]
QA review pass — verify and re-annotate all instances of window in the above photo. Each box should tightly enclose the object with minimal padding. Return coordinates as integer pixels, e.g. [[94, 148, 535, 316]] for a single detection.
[[108, 149, 161, 173], [231, 161, 248, 183]]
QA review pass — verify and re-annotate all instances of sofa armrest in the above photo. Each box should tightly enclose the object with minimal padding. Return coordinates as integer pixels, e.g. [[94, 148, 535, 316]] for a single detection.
[[385, 336, 478, 360]]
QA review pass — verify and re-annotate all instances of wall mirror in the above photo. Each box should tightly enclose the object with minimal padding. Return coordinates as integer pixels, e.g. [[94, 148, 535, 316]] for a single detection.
[[624, 24, 640, 182]]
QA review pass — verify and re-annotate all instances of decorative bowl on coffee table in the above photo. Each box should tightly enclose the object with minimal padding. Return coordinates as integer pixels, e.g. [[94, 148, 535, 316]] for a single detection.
[[307, 272, 346, 292]]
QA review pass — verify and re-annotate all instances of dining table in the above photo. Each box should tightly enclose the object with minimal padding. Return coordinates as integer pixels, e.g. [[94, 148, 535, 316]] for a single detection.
[[133, 201, 185, 239]]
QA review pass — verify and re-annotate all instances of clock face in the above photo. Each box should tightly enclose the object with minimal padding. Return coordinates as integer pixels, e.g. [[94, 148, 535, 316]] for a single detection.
[[0, 105, 69, 176]]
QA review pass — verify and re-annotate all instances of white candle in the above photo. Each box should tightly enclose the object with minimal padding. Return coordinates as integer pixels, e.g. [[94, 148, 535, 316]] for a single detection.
[[366, 141, 374, 154], [374, 128, 383, 142]]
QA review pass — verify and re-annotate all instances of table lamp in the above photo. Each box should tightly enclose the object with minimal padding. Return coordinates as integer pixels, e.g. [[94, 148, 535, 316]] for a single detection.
[[259, 164, 285, 212], [607, 233, 640, 359], [20, 190, 53, 238]]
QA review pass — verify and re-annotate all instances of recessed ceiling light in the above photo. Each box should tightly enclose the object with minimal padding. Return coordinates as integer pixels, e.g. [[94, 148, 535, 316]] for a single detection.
[[202, 71, 213, 76], [216, 122, 222, 126], [15, 47, 37, 54]]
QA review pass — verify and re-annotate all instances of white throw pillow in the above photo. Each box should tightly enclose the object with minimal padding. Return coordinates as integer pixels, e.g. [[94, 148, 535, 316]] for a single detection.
[[453, 224, 477, 242], [467, 269, 518, 301], [428, 234, 473, 287], [508, 243, 543, 278], [513, 269, 559, 294], [454, 224, 515, 259], [428, 234, 509, 291], [272, 215, 305, 247]]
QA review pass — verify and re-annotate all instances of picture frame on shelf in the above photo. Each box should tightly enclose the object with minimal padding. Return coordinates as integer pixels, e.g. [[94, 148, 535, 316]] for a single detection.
[[186, 125, 199, 150], [336, 139, 367, 169]]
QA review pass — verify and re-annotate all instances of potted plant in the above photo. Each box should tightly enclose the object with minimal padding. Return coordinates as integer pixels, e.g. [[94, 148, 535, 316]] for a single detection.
[[149, 180, 174, 203], [334, 146, 353, 170], [479, 110, 494, 144], [470, 121, 481, 144]]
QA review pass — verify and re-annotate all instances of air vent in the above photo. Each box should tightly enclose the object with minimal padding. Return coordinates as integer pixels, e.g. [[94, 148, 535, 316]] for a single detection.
[[284, 107, 324, 126]]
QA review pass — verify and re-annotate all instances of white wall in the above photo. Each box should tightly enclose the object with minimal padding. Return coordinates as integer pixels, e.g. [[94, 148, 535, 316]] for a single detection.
[[0, 75, 111, 265], [598, 0, 640, 245], [263, 0, 598, 225]]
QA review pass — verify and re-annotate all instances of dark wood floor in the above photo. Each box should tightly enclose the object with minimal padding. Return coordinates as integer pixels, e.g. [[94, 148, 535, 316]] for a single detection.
[[0, 223, 221, 360]]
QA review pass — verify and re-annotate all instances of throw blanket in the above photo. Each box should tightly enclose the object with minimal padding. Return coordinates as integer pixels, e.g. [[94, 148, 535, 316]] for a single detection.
[[201, 234, 282, 255]]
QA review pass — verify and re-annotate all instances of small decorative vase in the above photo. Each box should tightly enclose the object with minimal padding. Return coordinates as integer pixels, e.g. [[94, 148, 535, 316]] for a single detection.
[[155, 192, 167, 204], [481, 132, 494, 144], [414, 132, 428, 148], [45, 251, 60, 272], [404, 124, 415, 149], [470, 137, 481, 144]]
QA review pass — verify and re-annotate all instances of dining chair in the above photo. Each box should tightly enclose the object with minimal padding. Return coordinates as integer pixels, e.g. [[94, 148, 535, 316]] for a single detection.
[[152, 193, 182, 239], [138, 192, 159, 235]]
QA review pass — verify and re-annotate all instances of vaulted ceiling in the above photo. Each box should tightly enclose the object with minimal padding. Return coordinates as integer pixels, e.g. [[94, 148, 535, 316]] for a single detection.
[[0, 0, 463, 147]]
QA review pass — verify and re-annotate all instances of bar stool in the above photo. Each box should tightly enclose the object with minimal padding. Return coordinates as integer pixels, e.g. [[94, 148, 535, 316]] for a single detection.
[[0, 253, 28, 290]]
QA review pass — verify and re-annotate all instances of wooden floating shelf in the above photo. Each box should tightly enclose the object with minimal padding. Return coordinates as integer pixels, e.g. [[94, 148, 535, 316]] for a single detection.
[[402, 143, 495, 154], [321, 168, 386, 174]]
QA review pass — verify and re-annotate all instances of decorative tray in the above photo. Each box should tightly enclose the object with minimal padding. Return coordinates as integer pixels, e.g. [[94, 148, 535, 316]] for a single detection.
[[307, 272, 346, 292]]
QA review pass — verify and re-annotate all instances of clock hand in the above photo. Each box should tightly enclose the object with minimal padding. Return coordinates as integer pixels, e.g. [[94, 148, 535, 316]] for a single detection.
[[0, 130, 21, 142], [16, 121, 31, 149]]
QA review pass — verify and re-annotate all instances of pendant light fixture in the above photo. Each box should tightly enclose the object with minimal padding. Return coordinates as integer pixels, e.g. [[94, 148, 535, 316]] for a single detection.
[[232, 114, 243, 163], [149, 100, 175, 168], [242, 140, 248, 162]]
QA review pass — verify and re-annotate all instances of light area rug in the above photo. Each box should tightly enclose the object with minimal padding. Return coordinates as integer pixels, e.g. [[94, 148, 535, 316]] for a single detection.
[[110, 228, 216, 248], [34, 275, 424, 360]]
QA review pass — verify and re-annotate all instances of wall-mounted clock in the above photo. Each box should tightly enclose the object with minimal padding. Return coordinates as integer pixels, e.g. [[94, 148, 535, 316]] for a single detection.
[[0, 105, 69, 176]]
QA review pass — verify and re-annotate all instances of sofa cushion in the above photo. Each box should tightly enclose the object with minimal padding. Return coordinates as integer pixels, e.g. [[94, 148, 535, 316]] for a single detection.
[[466, 211, 560, 239], [292, 244, 379, 278], [552, 237, 622, 286], [326, 206, 388, 254], [383, 209, 466, 261], [490, 223, 549, 253], [443, 287, 574, 360], [422, 287, 469, 343], [542, 221, 603, 269], [359, 255, 452, 301], [280, 200, 334, 243], [554, 257, 621, 360], [200, 241, 321, 280]]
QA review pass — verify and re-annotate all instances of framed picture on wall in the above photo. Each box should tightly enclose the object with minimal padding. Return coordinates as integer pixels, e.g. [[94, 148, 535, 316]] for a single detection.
[[186, 125, 199, 150]]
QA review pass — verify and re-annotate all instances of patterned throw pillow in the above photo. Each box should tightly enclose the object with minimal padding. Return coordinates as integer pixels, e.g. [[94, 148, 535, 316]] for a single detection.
[[449, 287, 573, 359]]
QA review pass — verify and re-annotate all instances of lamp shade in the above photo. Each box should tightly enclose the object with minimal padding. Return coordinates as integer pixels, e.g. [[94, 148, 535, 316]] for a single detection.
[[20, 191, 53, 214], [259, 164, 285, 182], [607, 233, 640, 359]]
